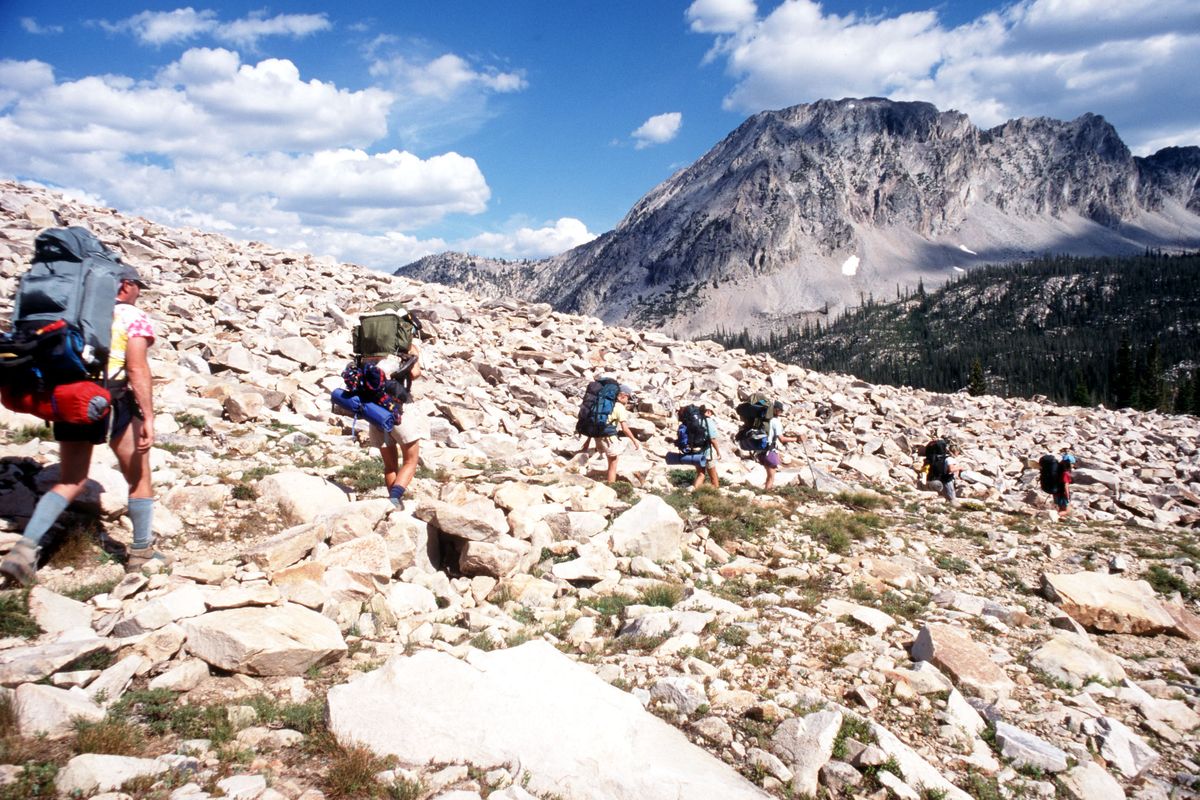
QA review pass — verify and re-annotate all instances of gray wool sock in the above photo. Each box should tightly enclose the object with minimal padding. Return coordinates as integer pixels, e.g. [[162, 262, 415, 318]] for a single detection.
[[128, 497, 155, 549], [20, 491, 70, 549]]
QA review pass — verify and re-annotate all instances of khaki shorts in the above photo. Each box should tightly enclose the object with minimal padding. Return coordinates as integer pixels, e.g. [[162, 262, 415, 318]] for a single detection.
[[596, 437, 627, 457], [368, 404, 430, 447]]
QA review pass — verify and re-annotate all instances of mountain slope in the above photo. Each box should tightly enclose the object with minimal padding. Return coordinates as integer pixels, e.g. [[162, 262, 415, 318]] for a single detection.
[[398, 98, 1200, 337], [726, 251, 1200, 408]]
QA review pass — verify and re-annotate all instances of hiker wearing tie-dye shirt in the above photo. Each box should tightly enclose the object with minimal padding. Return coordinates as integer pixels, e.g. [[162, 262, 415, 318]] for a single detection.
[[1, 264, 172, 586]]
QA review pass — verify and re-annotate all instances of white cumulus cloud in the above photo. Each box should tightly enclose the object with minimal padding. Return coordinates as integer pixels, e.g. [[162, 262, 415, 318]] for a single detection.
[[692, 0, 1200, 153], [686, 0, 757, 33], [457, 218, 597, 259], [632, 112, 683, 149], [106, 9, 330, 49], [106, 8, 219, 46], [0, 50, 497, 270], [370, 52, 527, 101], [20, 18, 64, 35]]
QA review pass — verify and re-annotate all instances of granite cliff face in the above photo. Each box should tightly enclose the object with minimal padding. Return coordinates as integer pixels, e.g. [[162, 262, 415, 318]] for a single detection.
[[399, 98, 1200, 337]]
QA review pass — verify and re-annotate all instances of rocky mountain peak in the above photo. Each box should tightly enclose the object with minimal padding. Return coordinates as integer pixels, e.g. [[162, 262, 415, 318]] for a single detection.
[[399, 97, 1200, 337]]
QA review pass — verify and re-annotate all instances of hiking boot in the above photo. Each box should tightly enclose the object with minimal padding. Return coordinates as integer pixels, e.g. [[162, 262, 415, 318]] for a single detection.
[[0, 541, 39, 587], [389, 495, 405, 511], [126, 544, 174, 573]]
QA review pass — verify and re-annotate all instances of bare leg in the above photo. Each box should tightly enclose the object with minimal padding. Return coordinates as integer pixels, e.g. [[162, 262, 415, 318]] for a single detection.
[[396, 439, 420, 489], [379, 441, 400, 489]]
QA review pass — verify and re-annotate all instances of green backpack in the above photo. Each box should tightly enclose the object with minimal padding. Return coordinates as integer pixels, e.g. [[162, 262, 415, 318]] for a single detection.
[[352, 302, 422, 359]]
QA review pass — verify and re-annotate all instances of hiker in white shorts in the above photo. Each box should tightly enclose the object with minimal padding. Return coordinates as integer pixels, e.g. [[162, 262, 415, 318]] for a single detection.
[[366, 343, 428, 509]]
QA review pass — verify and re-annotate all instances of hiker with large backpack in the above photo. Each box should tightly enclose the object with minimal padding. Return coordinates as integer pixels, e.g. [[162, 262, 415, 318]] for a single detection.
[[575, 378, 639, 482], [0, 228, 170, 586], [921, 437, 962, 505], [734, 395, 800, 490], [667, 403, 723, 489], [337, 303, 426, 510], [1038, 453, 1075, 516]]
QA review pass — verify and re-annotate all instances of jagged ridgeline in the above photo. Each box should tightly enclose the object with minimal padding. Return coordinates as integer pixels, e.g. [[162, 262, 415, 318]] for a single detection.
[[709, 252, 1200, 412]]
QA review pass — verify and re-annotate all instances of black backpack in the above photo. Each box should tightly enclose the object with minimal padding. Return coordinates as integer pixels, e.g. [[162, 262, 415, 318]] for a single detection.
[[1038, 454, 1063, 493], [734, 394, 774, 451], [576, 378, 621, 437], [677, 404, 711, 453], [924, 439, 950, 481]]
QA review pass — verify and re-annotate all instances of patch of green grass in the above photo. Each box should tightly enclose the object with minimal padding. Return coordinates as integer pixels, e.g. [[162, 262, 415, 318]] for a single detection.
[[63, 578, 121, 603], [803, 510, 884, 554], [849, 583, 931, 621], [638, 583, 684, 608], [607, 480, 637, 503], [579, 593, 637, 617], [175, 412, 208, 430], [718, 625, 749, 646], [0, 761, 59, 800], [934, 552, 972, 575], [240, 465, 274, 483], [111, 689, 233, 743], [0, 590, 41, 638], [668, 469, 697, 488], [9, 423, 50, 444], [469, 632, 498, 651], [335, 457, 387, 493], [1146, 564, 1196, 600], [230, 483, 258, 501], [389, 778, 427, 800], [832, 714, 876, 759], [322, 740, 394, 799], [73, 716, 144, 755], [963, 770, 1003, 800], [59, 649, 116, 673], [155, 441, 193, 455], [834, 490, 891, 511], [861, 755, 904, 788], [692, 487, 778, 544]]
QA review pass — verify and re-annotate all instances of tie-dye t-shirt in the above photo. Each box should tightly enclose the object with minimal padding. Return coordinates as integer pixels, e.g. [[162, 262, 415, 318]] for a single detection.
[[108, 303, 155, 377]]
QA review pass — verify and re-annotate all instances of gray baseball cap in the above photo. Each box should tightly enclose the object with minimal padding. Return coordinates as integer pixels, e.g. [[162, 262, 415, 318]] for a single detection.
[[618, 384, 634, 395], [118, 264, 149, 288]]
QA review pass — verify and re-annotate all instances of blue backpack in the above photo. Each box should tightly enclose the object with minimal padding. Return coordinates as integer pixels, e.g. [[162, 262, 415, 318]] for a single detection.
[[576, 377, 620, 437]]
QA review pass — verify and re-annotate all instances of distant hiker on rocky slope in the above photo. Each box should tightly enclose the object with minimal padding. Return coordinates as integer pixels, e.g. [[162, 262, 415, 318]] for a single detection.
[[1039, 453, 1076, 516], [2, 257, 169, 585], [922, 437, 963, 506], [576, 378, 640, 482]]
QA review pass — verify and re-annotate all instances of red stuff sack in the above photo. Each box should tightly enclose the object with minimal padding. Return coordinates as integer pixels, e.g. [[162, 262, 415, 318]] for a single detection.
[[1, 380, 111, 424]]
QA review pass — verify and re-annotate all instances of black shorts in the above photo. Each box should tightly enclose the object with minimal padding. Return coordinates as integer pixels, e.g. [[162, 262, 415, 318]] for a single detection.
[[53, 384, 139, 444]]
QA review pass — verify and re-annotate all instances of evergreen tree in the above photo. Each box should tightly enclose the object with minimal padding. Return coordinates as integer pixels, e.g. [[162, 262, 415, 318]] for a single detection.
[[1069, 370, 1091, 407], [1113, 334, 1135, 408], [968, 359, 986, 396]]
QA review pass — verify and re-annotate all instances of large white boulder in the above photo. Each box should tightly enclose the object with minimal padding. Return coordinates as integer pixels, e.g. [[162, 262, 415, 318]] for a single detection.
[[326, 641, 770, 800], [183, 603, 347, 676]]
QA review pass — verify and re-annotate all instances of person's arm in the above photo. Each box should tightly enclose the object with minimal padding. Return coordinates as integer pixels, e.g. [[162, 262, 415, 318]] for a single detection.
[[406, 342, 422, 381], [125, 336, 154, 451], [621, 421, 640, 449]]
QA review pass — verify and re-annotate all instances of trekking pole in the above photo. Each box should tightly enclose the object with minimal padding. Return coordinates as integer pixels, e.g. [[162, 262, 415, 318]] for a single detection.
[[800, 436, 820, 491]]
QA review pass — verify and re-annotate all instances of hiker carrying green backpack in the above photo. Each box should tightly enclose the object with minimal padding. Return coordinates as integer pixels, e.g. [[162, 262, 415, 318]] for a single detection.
[[735, 395, 800, 490], [341, 302, 427, 510]]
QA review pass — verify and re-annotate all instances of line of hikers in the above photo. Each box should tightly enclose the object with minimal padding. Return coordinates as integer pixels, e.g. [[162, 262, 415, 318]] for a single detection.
[[0, 226, 1081, 587]]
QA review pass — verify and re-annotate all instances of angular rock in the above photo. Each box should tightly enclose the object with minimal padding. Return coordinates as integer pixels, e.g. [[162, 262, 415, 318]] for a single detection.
[[326, 641, 770, 800], [257, 472, 349, 526], [183, 604, 347, 676], [607, 495, 685, 562], [1041, 572, 1176, 636], [911, 623, 1015, 701], [771, 710, 842, 797], [54, 754, 171, 796], [1029, 634, 1127, 688], [1081, 716, 1160, 778], [14, 682, 105, 737], [993, 721, 1069, 773], [1059, 762, 1126, 800]]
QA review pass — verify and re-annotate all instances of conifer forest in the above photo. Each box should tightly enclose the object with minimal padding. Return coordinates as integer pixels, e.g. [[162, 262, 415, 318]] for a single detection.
[[711, 252, 1200, 414]]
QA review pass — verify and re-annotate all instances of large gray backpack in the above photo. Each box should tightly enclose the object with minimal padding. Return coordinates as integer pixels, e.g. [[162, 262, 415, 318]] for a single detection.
[[7, 227, 125, 382]]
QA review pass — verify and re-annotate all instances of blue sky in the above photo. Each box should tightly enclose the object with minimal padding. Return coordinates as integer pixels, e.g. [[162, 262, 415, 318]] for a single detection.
[[2, 1, 1197, 270]]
